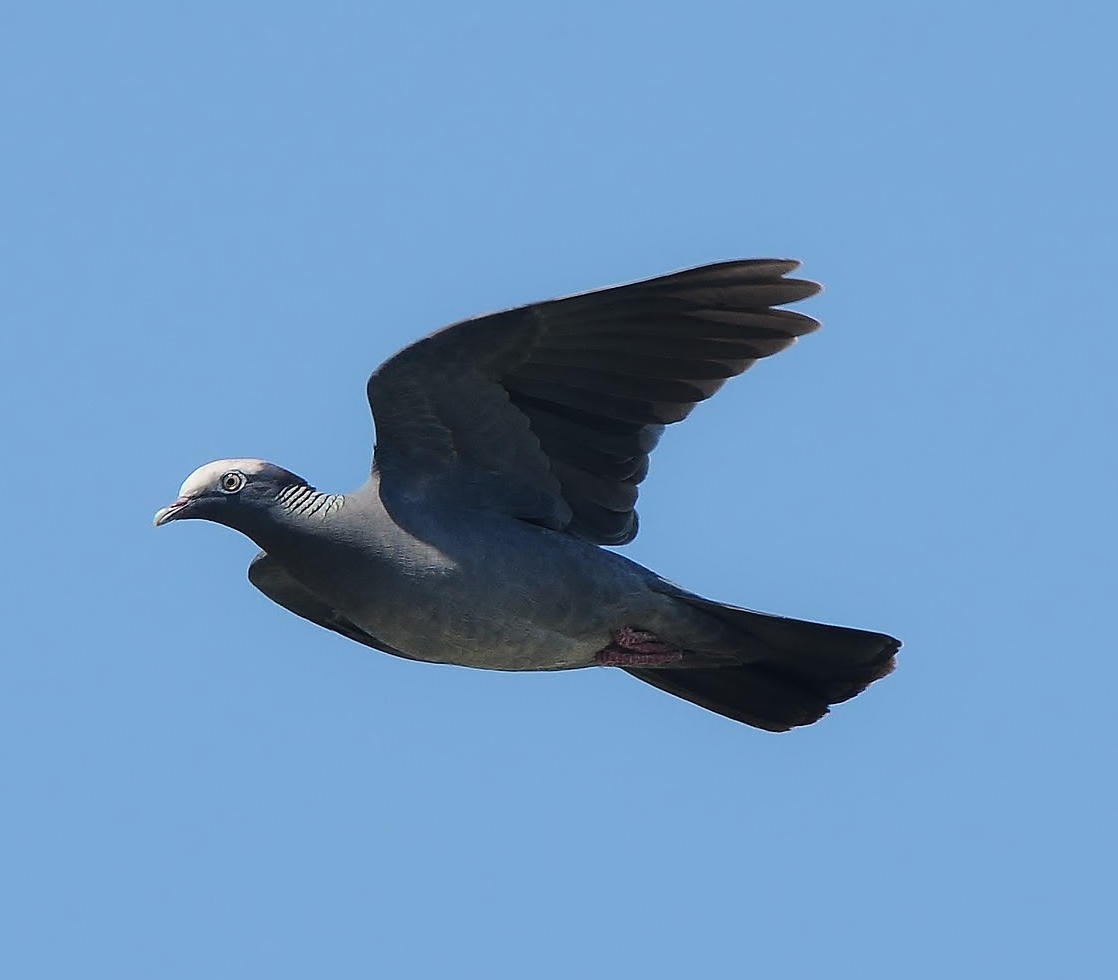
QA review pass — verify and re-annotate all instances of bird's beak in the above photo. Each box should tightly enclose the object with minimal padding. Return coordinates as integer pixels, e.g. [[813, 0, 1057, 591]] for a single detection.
[[153, 496, 192, 527]]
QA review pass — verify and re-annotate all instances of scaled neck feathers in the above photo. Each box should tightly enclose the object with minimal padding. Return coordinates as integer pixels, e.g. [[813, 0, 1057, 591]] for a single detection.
[[276, 481, 345, 520]]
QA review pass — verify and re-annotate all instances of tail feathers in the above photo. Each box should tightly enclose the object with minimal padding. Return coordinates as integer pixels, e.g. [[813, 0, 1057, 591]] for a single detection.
[[627, 591, 900, 731], [625, 663, 834, 732]]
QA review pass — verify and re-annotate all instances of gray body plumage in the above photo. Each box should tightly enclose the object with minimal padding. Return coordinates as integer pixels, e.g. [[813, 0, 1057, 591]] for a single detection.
[[156, 260, 899, 731], [248, 473, 735, 672]]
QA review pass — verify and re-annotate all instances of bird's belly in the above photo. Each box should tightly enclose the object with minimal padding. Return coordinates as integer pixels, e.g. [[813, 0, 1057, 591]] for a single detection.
[[345, 576, 615, 670], [396, 618, 600, 671], [336, 541, 660, 671]]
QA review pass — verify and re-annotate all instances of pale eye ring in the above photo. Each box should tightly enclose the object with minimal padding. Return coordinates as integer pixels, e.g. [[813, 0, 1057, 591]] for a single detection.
[[220, 471, 246, 494]]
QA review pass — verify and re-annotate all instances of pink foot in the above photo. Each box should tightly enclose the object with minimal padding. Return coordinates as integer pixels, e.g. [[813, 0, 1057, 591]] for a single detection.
[[595, 627, 684, 666]]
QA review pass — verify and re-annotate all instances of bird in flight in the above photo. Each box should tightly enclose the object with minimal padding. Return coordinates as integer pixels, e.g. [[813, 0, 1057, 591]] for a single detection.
[[155, 259, 898, 730]]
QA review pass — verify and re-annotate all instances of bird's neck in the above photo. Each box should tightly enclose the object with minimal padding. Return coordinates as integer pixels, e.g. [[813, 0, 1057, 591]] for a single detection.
[[275, 482, 345, 521], [233, 483, 347, 557]]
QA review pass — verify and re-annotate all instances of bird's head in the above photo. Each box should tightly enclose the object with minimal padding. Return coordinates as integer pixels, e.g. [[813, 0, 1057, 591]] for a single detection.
[[153, 458, 309, 530]]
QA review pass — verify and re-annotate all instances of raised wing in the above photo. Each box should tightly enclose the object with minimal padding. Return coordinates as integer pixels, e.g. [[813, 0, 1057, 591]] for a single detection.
[[366, 259, 820, 544]]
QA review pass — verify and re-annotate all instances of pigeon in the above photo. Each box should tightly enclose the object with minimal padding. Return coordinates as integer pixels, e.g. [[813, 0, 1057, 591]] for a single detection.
[[155, 259, 899, 731]]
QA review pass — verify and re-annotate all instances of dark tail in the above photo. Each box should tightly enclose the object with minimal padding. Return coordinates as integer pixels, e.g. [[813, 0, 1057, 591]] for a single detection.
[[626, 591, 899, 732]]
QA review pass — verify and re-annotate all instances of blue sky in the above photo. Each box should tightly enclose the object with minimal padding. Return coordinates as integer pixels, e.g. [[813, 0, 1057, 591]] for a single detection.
[[3, 2, 1115, 977]]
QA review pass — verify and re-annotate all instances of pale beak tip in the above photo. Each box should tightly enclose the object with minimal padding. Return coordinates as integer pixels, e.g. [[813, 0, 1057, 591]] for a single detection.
[[153, 497, 189, 528]]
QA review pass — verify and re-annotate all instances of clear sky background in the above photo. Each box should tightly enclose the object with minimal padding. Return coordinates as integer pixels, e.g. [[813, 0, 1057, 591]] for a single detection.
[[3, 2, 1116, 977]]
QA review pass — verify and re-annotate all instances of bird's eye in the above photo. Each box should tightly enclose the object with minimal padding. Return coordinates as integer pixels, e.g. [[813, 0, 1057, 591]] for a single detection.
[[220, 471, 246, 494]]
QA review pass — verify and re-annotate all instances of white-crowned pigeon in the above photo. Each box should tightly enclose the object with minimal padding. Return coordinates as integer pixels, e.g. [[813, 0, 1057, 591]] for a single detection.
[[155, 260, 899, 731]]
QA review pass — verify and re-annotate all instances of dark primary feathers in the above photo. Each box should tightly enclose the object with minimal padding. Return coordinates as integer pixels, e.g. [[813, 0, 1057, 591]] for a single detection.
[[367, 259, 821, 544]]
